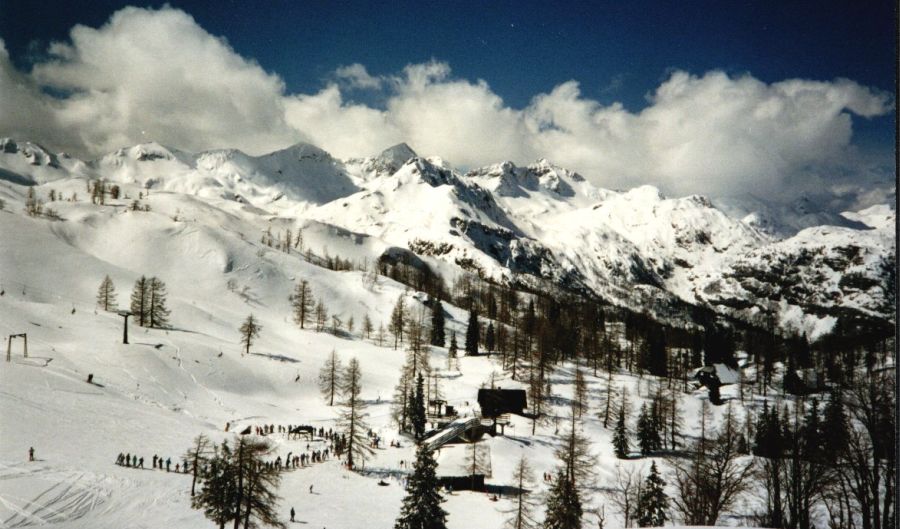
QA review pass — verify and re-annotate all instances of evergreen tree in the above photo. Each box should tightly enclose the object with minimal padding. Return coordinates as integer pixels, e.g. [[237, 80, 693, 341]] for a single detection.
[[638, 324, 667, 377], [636, 403, 661, 456], [573, 368, 587, 418], [465, 309, 479, 356], [394, 445, 448, 529], [318, 349, 342, 406], [339, 357, 373, 469], [390, 295, 407, 349], [362, 314, 374, 339], [613, 400, 629, 459], [506, 455, 539, 529], [555, 405, 594, 498], [290, 280, 314, 329], [821, 387, 848, 455], [409, 372, 427, 439], [542, 469, 582, 529], [485, 322, 495, 353], [392, 353, 416, 432], [636, 461, 668, 527], [192, 440, 237, 529], [232, 436, 285, 529], [184, 433, 213, 497], [448, 332, 459, 369], [239, 314, 261, 355], [130, 276, 149, 326], [97, 275, 118, 311], [314, 300, 328, 332], [430, 298, 446, 347], [148, 277, 170, 328]]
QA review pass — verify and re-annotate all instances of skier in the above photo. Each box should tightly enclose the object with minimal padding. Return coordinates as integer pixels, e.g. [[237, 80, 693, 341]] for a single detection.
[[309, 484, 313, 494], [28, 447, 34, 462], [139, 457, 144, 469], [153, 455, 158, 468], [290, 507, 295, 522], [166, 458, 171, 472], [125, 453, 131, 467]]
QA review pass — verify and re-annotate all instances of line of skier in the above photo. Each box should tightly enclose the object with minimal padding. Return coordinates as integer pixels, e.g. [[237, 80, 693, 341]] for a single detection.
[[115, 452, 189, 474], [265, 446, 330, 472]]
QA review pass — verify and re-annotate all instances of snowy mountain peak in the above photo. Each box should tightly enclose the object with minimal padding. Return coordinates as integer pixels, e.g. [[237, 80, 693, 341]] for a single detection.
[[0, 137, 60, 168], [377, 142, 417, 167], [841, 204, 895, 231], [264, 141, 333, 162], [106, 142, 191, 164]]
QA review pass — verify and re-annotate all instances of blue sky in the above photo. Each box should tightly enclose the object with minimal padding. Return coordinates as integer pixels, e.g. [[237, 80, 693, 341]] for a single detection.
[[0, 0, 895, 202]]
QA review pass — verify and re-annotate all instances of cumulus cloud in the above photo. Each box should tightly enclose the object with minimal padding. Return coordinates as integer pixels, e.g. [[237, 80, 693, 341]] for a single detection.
[[0, 5, 892, 202], [27, 6, 303, 155]]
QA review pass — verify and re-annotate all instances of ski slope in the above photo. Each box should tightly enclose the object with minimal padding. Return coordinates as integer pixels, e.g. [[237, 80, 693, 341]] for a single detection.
[[0, 147, 877, 528]]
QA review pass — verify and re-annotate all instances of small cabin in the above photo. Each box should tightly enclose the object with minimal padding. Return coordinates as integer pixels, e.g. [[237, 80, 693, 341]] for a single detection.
[[435, 443, 491, 491], [477, 388, 527, 418]]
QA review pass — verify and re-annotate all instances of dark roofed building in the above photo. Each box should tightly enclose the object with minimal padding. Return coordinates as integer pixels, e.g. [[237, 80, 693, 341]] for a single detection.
[[477, 388, 527, 418]]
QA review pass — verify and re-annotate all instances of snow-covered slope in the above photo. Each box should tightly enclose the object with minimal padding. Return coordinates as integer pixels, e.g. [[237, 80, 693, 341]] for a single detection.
[[0, 142, 890, 528], [0, 137, 894, 334]]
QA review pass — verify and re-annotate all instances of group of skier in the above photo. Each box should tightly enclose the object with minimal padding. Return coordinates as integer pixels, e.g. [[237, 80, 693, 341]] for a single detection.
[[264, 445, 330, 472], [115, 452, 188, 474]]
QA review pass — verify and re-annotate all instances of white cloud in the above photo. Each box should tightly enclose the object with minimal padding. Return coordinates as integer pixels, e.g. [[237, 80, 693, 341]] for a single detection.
[[333, 63, 383, 90], [28, 6, 303, 155], [0, 5, 892, 202]]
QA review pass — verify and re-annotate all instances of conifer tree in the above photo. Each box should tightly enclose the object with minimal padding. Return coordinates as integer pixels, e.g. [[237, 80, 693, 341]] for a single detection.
[[506, 455, 539, 529], [573, 368, 587, 418], [25, 187, 43, 216], [485, 322, 495, 353], [314, 300, 328, 332], [362, 313, 374, 339], [318, 349, 342, 406], [613, 399, 629, 459], [390, 295, 407, 349], [409, 372, 427, 439], [192, 440, 237, 528], [543, 469, 582, 529], [290, 280, 314, 329], [555, 404, 594, 499], [239, 314, 261, 355], [148, 277, 170, 328], [636, 403, 661, 456], [394, 445, 447, 529], [185, 433, 213, 497], [231, 436, 285, 529], [392, 354, 415, 432], [636, 461, 668, 527], [130, 276, 149, 326], [340, 357, 373, 469], [821, 387, 848, 455], [448, 332, 459, 369], [465, 309, 479, 356], [97, 275, 117, 311], [430, 298, 446, 347]]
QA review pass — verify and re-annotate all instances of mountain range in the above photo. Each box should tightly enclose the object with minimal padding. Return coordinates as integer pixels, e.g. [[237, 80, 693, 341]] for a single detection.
[[1, 137, 893, 340]]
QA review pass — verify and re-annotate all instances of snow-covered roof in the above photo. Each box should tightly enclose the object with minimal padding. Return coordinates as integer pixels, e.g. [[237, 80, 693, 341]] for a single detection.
[[434, 443, 492, 478]]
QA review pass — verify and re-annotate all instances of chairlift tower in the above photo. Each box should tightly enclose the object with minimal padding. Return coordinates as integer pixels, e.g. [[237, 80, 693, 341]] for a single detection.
[[118, 310, 133, 344]]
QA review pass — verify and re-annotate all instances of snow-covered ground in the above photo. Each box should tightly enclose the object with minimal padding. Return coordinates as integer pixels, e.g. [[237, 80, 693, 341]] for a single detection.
[[0, 141, 887, 528]]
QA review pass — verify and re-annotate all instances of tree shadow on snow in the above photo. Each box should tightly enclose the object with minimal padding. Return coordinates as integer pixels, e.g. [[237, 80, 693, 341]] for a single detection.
[[249, 352, 300, 363]]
